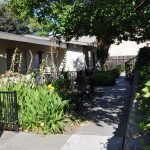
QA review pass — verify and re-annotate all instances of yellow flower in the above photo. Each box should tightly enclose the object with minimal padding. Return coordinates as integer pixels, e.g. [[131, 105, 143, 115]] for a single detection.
[[48, 84, 55, 91], [40, 122, 44, 127]]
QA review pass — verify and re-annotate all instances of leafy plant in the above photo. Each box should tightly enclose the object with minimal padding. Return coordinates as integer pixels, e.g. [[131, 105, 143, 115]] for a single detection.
[[136, 47, 150, 70], [137, 80, 150, 136], [0, 4, 30, 34], [135, 47, 150, 146], [110, 68, 120, 78], [137, 80, 150, 113], [144, 146, 150, 150], [92, 70, 116, 86], [52, 69, 71, 95], [0, 79, 69, 134], [139, 66, 150, 83]]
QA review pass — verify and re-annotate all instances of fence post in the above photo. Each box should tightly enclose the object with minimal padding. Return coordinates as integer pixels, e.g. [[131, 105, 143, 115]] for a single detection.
[[0, 91, 19, 132], [13, 91, 19, 132]]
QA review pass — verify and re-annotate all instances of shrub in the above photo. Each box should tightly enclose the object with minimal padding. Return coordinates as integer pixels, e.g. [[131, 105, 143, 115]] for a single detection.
[[92, 70, 116, 86], [137, 80, 150, 134], [137, 80, 150, 113], [52, 70, 71, 94], [0, 80, 69, 134], [139, 66, 150, 84], [110, 68, 120, 78], [136, 47, 150, 69], [120, 64, 125, 72], [135, 47, 150, 143]]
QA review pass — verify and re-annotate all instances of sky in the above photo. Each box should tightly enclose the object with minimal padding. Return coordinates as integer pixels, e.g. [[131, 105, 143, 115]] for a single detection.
[[109, 41, 147, 56], [0, 0, 5, 3]]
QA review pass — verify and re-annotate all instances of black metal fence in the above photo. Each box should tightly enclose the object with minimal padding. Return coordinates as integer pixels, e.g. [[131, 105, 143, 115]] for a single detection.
[[125, 56, 137, 79], [105, 55, 136, 66], [0, 91, 18, 132], [44, 69, 94, 84]]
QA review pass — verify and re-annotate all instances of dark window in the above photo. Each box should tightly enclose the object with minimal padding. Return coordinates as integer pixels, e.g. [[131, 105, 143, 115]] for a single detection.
[[92, 52, 96, 69], [84, 51, 89, 68], [6, 49, 15, 71]]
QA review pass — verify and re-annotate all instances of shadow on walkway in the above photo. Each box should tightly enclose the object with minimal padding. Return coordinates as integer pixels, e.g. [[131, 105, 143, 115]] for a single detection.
[[77, 75, 130, 149], [0, 126, 3, 138]]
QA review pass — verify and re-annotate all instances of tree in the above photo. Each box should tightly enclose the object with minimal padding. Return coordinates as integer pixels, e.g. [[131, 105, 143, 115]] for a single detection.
[[7, 0, 149, 68], [7, 0, 150, 42], [97, 45, 109, 70], [0, 4, 30, 34]]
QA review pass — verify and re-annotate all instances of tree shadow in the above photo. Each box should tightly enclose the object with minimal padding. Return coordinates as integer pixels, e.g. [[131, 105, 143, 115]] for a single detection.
[[73, 57, 85, 71], [77, 76, 130, 149], [0, 125, 3, 138]]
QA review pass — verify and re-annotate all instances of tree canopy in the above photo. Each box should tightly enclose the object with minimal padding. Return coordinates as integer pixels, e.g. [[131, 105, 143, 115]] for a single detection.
[[0, 4, 30, 34], [7, 0, 150, 44]]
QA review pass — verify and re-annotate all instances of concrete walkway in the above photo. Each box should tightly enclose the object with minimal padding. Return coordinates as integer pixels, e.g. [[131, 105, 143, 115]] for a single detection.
[[0, 74, 130, 150]]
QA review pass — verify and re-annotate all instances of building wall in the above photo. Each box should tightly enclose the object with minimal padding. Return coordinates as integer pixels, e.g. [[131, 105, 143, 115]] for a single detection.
[[0, 39, 54, 74], [60, 44, 86, 71], [42, 47, 66, 72], [60, 44, 97, 71], [0, 39, 96, 74]]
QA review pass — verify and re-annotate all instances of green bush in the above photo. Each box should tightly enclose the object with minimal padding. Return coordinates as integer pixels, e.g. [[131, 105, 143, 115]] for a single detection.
[[139, 66, 150, 83], [137, 80, 150, 134], [137, 80, 150, 113], [135, 47, 150, 142], [136, 47, 150, 69], [110, 68, 120, 78], [1, 80, 69, 134], [92, 70, 116, 86], [120, 64, 125, 72], [52, 70, 71, 94]]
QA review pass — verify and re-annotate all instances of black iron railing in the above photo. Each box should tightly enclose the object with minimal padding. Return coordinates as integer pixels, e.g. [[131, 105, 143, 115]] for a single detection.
[[125, 56, 137, 79], [44, 69, 94, 84], [0, 91, 18, 132]]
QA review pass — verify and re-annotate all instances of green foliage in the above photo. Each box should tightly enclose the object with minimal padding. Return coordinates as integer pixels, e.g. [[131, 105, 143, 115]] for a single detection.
[[120, 64, 125, 72], [135, 47, 150, 145], [29, 17, 53, 36], [137, 80, 150, 135], [1, 80, 69, 134], [137, 80, 150, 113], [136, 47, 150, 70], [92, 70, 116, 86], [144, 146, 150, 150], [52, 70, 71, 94], [97, 45, 109, 70], [110, 68, 120, 78], [139, 66, 150, 83], [7, 0, 150, 43], [0, 4, 30, 34]]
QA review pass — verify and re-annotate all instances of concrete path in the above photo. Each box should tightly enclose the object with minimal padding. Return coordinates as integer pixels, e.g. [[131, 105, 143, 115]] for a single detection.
[[0, 131, 71, 150], [61, 73, 130, 150], [0, 74, 130, 150]]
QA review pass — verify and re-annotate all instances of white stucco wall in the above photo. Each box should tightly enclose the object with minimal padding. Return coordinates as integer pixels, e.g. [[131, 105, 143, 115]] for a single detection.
[[109, 41, 148, 56], [65, 49, 86, 71], [59, 44, 86, 71]]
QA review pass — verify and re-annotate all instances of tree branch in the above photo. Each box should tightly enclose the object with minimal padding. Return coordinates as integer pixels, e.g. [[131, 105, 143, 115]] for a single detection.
[[134, 0, 145, 11]]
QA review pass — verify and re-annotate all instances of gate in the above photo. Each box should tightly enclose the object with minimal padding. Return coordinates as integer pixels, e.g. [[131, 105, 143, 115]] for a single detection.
[[0, 91, 18, 132]]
